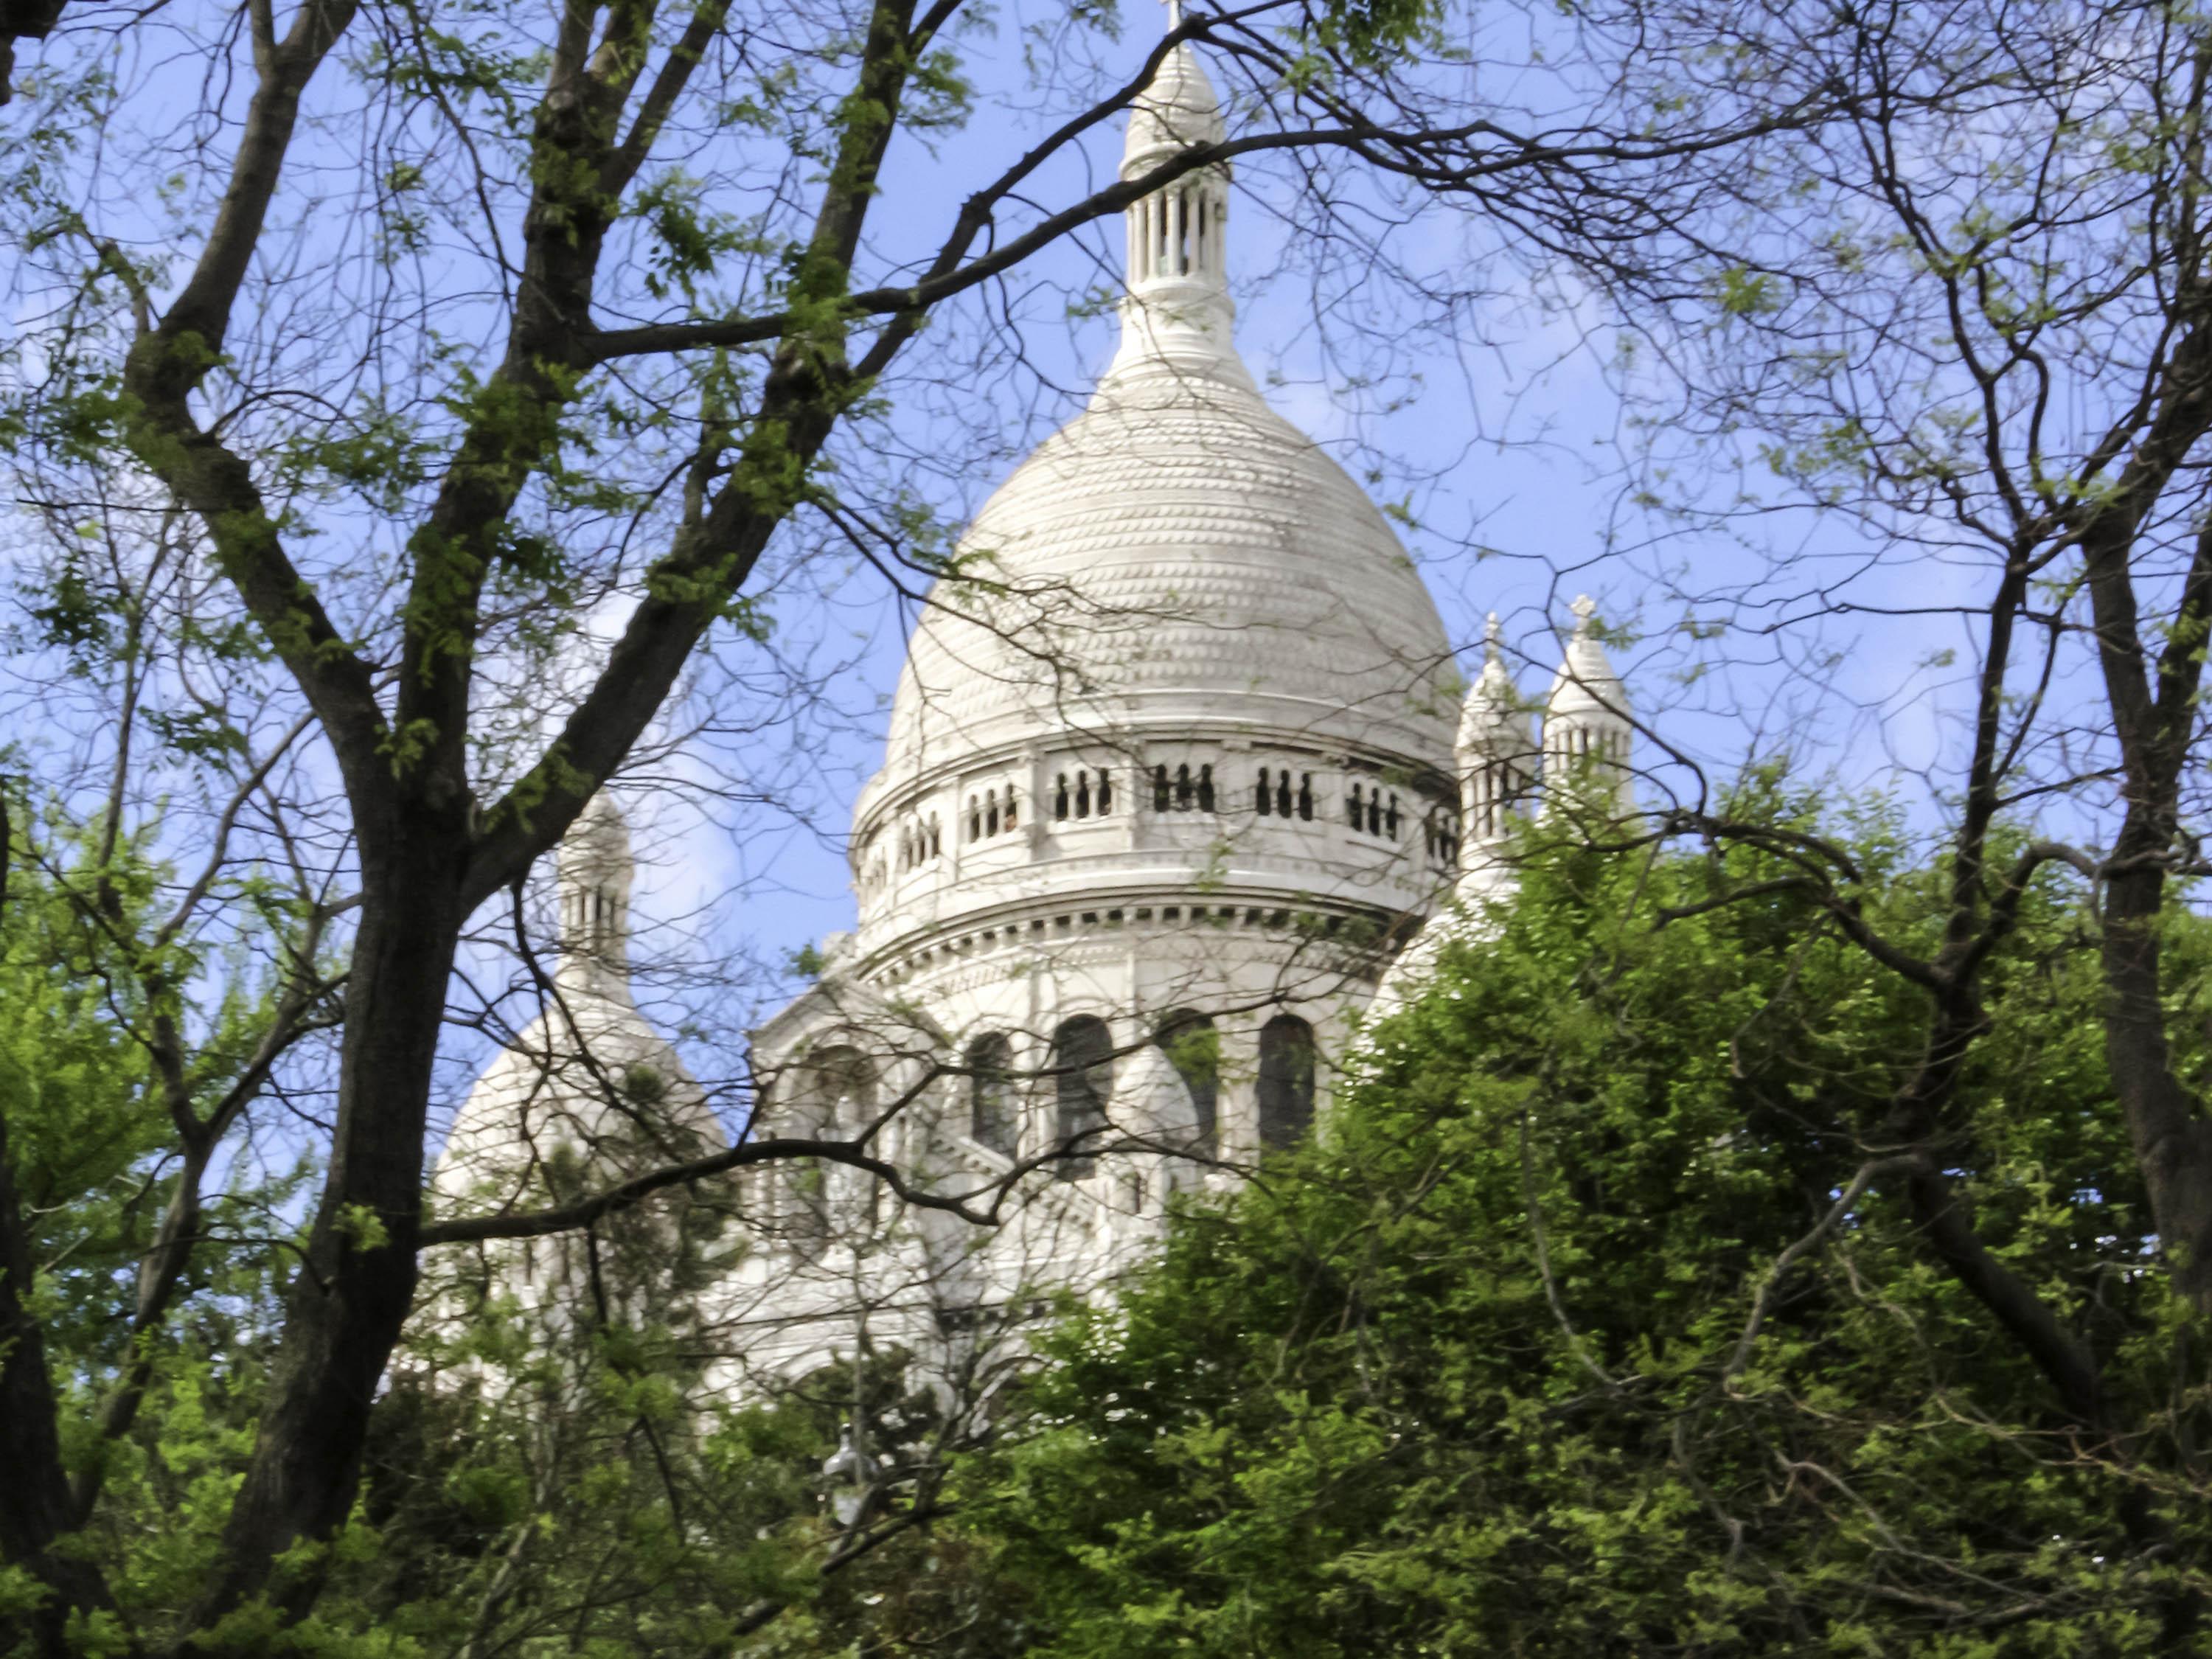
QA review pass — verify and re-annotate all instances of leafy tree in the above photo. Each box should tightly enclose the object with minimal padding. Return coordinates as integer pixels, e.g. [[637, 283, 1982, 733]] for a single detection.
[[1587, 0, 2212, 1336], [0, 793, 321, 1656], [939, 811, 2212, 1655], [0, 0, 1846, 1646]]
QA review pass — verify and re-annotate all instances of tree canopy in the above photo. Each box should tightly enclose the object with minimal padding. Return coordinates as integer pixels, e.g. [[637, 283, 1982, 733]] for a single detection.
[[11, 0, 2212, 1651], [945, 809, 2211, 1655]]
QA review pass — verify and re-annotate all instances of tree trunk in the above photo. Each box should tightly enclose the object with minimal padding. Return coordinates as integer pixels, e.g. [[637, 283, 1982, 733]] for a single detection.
[[2101, 852, 2212, 1312], [182, 800, 470, 1638]]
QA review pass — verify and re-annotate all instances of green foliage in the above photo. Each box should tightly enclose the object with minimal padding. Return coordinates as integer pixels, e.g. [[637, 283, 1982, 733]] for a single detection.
[[323, 1280, 963, 1658], [0, 834, 161, 1344], [0, 806, 317, 1644], [936, 808, 2210, 1655]]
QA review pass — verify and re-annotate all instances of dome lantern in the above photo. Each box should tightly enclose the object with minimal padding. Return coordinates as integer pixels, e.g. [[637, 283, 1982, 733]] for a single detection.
[[1107, 18, 1245, 388]]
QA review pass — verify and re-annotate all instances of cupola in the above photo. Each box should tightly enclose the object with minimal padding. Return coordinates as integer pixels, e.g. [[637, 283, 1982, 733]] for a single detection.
[[556, 792, 633, 993], [1543, 597, 1634, 815], [1457, 613, 1535, 846], [855, 21, 1458, 963], [1105, 16, 1245, 388]]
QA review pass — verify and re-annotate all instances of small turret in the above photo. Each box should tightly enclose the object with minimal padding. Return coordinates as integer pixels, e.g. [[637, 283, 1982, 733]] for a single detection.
[[557, 792, 633, 992], [1456, 613, 1535, 849], [1542, 596, 1634, 815]]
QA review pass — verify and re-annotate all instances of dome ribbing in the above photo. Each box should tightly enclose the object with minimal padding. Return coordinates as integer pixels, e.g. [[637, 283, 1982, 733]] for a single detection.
[[866, 41, 1453, 821]]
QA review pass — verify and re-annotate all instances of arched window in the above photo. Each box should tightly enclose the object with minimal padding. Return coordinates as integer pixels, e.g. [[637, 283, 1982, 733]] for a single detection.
[[1297, 773, 1314, 821], [1347, 782, 1364, 829], [1055, 773, 1070, 820], [1257, 1015, 1316, 1150], [1152, 1010, 1218, 1152], [1097, 771, 1113, 813], [985, 789, 1000, 836], [1075, 771, 1091, 816], [1175, 763, 1194, 810], [793, 1046, 879, 1242], [804, 1046, 875, 1135], [1256, 766, 1273, 815], [967, 796, 981, 841], [1052, 1015, 1113, 1180], [1197, 765, 1216, 812], [967, 1033, 1017, 1158], [1153, 764, 1171, 811]]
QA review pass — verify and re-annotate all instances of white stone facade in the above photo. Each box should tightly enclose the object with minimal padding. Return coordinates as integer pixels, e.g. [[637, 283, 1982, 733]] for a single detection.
[[439, 32, 1638, 1390]]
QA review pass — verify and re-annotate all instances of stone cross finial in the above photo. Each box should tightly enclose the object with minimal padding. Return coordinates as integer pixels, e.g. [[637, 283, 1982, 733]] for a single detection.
[[1569, 594, 1597, 630], [1483, 611, 1503, 661]]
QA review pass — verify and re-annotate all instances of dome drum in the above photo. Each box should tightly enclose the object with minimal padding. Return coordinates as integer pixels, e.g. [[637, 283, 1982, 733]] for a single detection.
[[851, 741, 1459, 959]]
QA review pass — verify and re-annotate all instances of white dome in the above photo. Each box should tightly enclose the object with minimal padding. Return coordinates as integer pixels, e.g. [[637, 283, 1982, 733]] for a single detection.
[[873, 366, 1457, 793], [841, 32, 1460, 974], [867, 31, 1452, 806]]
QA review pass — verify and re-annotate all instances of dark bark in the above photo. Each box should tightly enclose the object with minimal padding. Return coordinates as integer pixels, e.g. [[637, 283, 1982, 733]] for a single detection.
[[0, 0, 67, 108], [2076, 324, 2212, 1312], [167, 1, 930, 1635], [184, 806, 471, 1634]]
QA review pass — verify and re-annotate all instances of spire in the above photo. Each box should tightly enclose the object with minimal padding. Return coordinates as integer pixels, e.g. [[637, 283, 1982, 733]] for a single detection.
[[1105, 19, 1250, 389], [1457, 613, 1534, 847], [556, 792, 633, 991], [1543, 597, 1634, 815]]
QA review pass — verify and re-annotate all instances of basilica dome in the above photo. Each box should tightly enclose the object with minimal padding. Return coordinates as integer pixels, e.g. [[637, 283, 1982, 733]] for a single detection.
[[841, 38, 1461, 974], [874, 366, 1458, 788], [866, 48, 1453, 820]]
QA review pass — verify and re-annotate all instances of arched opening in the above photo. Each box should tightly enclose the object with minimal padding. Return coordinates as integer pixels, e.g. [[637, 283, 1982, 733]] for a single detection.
[[1152, 1010, 1218, 1152], [967, 1033, 1017, 1158], [1257, 1015, 1316, 1150], [1051, 1015, 1113, 1180], [793, 1045, 878, 1242]]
